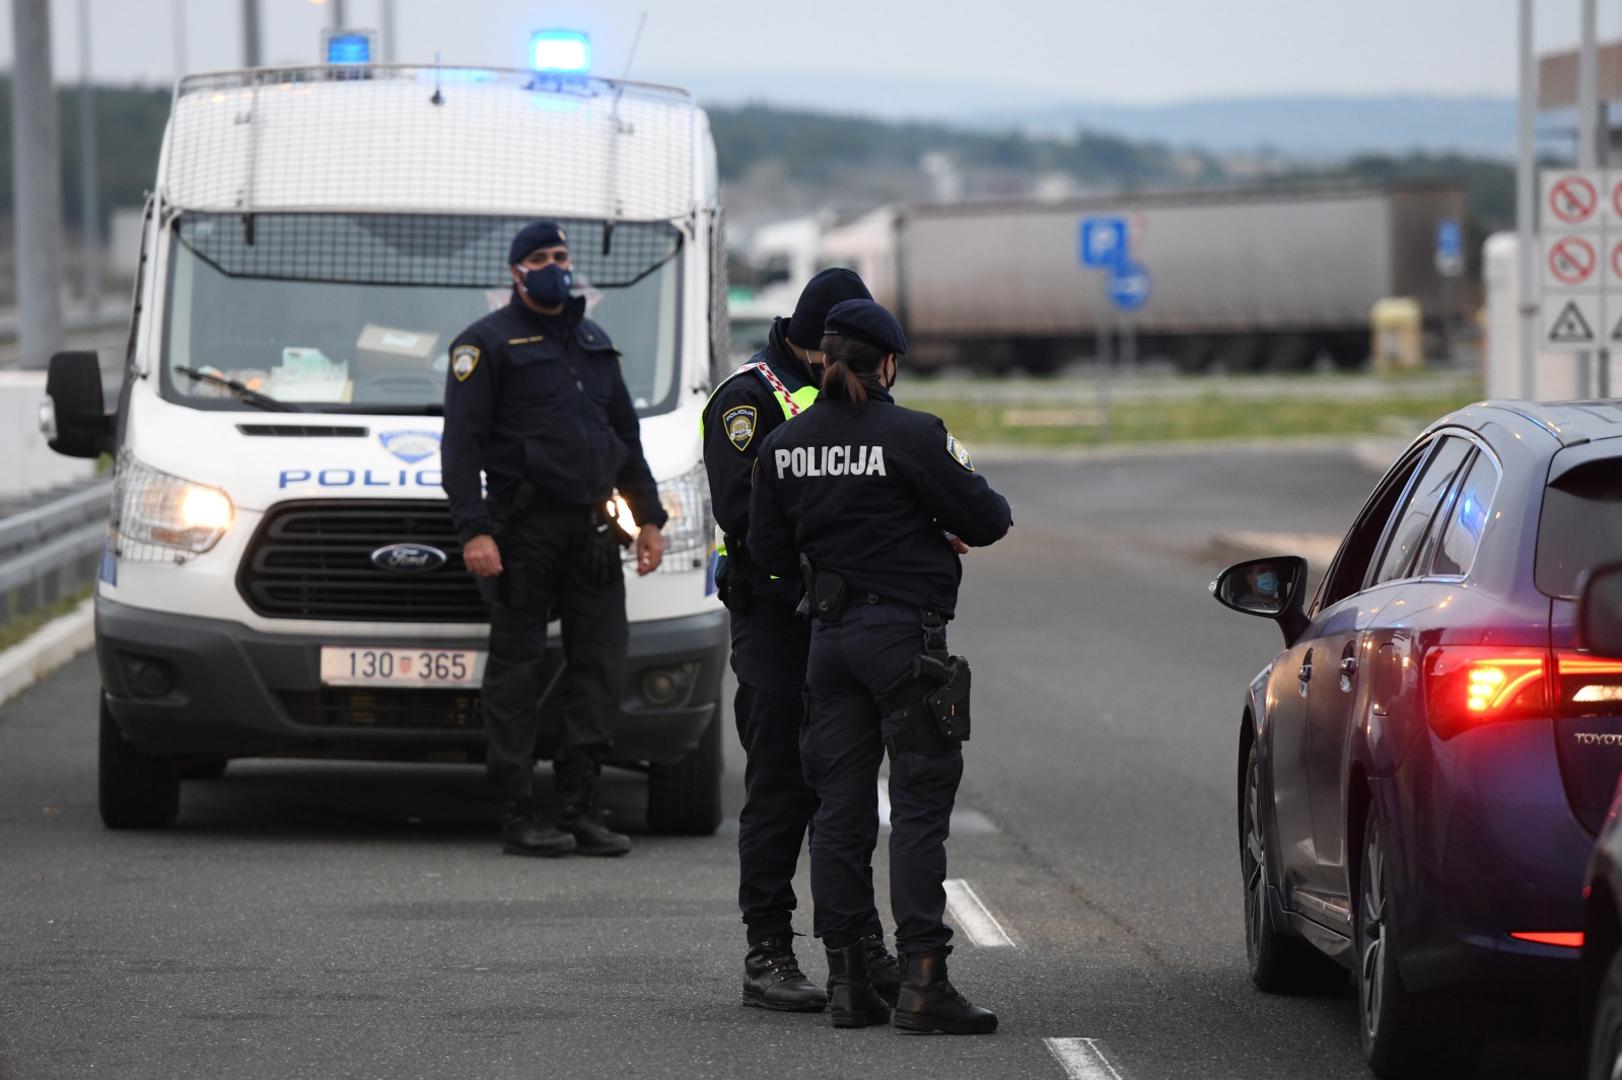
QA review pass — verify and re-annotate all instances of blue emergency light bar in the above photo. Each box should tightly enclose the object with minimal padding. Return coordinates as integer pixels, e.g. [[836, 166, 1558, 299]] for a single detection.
[[325, 32, 373, 65], [530, 30, 591, 73]]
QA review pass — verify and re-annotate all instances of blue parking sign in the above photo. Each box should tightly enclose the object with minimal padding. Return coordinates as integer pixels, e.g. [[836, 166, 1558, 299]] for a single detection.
[[1079, 216, 1128, 269], [1107, 262, 1151, 312]]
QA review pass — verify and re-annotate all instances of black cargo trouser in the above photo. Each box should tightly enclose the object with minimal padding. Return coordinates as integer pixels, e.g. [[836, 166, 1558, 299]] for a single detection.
[[801, 602, 963, 955], [481, 504, 626, 805]]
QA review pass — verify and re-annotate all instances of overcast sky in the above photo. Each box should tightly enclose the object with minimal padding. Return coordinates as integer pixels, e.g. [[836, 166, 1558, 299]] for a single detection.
[[0, 0, 1608, 112]]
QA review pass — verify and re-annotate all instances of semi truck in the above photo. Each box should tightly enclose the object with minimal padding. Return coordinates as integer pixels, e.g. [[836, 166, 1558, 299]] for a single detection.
[[810, 180, 1468, 373], [41, 61, 734, 834]]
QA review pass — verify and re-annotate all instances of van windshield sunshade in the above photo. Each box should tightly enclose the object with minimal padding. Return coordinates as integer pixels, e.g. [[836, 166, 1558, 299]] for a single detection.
[[174, 212, 681, 290]]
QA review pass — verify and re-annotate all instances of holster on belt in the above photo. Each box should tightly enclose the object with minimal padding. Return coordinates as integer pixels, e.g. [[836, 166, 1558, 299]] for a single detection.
[[878, 611, 972, 758], [800, 554, 849, 623], [716, 536, 757, 614]]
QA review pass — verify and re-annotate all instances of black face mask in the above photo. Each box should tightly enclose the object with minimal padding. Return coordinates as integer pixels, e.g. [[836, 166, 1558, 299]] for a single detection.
[[522, 264, 573, 307]]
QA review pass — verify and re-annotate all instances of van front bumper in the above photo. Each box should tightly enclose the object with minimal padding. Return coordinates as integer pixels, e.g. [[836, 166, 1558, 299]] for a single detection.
[[95, 597, 727, 767]]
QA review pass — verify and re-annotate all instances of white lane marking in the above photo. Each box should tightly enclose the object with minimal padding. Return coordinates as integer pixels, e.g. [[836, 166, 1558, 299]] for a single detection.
[[942, 879, 1014, 947], [1044, 1038, 1124, 1080], [877, 781, 892, 827]]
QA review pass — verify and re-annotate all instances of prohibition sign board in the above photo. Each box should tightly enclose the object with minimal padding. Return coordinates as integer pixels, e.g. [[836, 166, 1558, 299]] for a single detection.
[[1545, 234, 1600, 290], [1548, 171, 1601, 227]]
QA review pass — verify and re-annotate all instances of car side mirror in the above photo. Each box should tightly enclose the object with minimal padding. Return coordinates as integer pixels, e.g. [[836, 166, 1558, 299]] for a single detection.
[[42, 350, 114, 459], [1579, 562, 1622, 659], [1211, 556, 1310, 647]]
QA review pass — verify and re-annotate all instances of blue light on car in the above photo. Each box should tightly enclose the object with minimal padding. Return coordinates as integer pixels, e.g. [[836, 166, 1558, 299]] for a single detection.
[[530, 30, 590, 73], [326, 32, 373, 65]]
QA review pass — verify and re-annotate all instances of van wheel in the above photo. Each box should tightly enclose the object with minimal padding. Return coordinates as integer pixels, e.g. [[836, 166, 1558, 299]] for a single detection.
[[646, 707, 723, 836], [99, 693, 180, 829]]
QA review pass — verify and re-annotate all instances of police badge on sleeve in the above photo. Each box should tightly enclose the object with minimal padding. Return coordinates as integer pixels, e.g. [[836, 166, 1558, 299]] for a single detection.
[[723, 405, 758, 452], [945, 432, 974, 471], [451, 345, 480, 382]]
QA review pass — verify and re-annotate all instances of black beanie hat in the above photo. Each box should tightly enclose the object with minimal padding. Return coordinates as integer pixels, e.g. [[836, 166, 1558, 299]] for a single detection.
[[787, 267, 872, 349], [508, 221, 568, 265]]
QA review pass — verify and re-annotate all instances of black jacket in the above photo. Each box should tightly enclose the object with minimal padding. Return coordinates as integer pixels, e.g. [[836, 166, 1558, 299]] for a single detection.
[[748, 386, 1012, 619], [702, 318, 817, 554], [701, 318, 818, 695], [441, 294, 667, 542]]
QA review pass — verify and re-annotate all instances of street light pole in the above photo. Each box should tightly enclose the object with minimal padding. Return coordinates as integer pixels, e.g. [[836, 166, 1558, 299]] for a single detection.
[[242, 0, 261, 67], [331, 0, 346, 30], [9, 0, 66, 371], [1517, 0, 1537, 400], [78, 0, 102, 319], [173, 0, 187, 81], [1578, 0, 1598, 397], [381, 0, 396, 61]]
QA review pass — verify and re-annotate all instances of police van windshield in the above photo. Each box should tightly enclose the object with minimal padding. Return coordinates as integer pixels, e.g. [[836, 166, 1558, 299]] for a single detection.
[[158, 212, 683, 417]]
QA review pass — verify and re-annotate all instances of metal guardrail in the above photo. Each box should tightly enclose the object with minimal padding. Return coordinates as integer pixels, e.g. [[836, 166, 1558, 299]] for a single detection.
[[0, 480, 113, 633]]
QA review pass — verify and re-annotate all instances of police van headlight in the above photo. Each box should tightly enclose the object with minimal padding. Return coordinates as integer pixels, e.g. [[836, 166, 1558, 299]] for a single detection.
[[606, 463, 713, 573], [112, 454, 235, 561]]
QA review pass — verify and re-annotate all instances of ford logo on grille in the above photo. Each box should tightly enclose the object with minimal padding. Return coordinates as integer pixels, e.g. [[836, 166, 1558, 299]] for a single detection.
[[370, 543, 448, 574]]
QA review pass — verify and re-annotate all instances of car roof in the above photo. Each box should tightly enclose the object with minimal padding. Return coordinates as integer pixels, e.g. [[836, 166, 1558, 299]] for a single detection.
[[1427, 399, 1622, 450]]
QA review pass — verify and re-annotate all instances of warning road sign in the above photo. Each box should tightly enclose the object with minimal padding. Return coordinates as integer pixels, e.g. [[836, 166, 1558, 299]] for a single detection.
[[1543, 295, 1603, 351], [1545, 234, 1601, 290], [1546, 170, 1603, 227]]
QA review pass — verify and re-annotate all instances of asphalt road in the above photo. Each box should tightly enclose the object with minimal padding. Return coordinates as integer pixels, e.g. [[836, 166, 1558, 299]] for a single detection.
[[0, 444, 1586, 1079]]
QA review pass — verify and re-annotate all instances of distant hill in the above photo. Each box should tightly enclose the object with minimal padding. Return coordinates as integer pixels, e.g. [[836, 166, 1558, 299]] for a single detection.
[[979, 95, 1517, 160], [662, 71, 1516, 160]]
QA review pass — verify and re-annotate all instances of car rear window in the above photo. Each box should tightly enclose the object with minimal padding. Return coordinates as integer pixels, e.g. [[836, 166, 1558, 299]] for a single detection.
[[1536, 457, 1622, 598], [1428, 452, 1498, 577]]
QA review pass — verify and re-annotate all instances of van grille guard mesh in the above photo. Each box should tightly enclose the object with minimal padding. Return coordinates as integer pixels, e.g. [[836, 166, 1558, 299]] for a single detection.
[[163, 66, 696, 222], [173, 212, 682, 290]]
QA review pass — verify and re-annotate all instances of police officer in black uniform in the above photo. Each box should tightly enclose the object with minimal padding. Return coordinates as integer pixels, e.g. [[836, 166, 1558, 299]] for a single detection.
[[443, 221, 668, 859], [702, 269, 902, 1012], [749, 299, 1011, 1033]]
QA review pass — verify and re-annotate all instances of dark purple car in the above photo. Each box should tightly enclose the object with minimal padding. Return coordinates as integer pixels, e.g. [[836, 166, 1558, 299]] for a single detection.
[[1213, 401, 1622, 1078]]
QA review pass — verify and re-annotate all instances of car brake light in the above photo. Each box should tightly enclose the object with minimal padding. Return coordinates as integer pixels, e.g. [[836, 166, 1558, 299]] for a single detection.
[[1509, 931, 1584, 948], [1554, 652, 1622, 716], [1423, 646, 1549, 740]]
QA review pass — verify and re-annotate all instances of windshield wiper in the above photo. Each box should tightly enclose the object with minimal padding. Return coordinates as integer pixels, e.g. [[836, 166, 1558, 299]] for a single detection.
[[175, 366, 301, 412]]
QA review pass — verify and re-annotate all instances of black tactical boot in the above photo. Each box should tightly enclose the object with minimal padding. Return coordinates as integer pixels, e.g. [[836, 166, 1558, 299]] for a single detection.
[[825, 943, 892, 1029], [741, 936, 827, 1012], [555, 754, 631, 857], [828, 934, 902, 1007], [500, 801, 577, 857], [893, 950, 998, 1035]]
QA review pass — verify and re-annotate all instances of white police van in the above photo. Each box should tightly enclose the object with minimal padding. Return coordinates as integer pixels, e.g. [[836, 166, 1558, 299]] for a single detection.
[[42, 61, 732, 833]]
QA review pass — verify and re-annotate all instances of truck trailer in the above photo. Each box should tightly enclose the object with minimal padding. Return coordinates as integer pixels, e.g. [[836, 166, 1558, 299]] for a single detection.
[[818, 181, 1466, 373]]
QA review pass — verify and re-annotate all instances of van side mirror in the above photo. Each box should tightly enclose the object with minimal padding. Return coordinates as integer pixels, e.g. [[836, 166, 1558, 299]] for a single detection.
[[1211, 556, 1310, 646], [42, 350, 114, 459], [1579, 562, 1622, 659]]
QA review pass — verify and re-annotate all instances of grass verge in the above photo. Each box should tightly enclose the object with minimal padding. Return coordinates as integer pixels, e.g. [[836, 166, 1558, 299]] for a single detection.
[[0, 588, 93, 653], [927, 386, 1484, 448]]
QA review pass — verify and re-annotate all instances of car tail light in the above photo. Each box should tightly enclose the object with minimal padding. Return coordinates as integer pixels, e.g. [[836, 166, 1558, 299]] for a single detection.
[[1423, 646, 1550, 740], [1509, 931, 1584, 948], [1554, 651, 1622, 717]]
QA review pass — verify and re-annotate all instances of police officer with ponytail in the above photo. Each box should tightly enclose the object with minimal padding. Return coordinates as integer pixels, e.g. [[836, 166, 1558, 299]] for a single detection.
[[702, 269, 902, 1012], [748, 299, 1011, 1034]]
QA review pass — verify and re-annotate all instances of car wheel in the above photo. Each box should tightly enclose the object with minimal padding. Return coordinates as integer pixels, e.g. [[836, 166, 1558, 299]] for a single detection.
[[1356, 804, 1480, 1077], [1241, 740, 1348, 993], [1588, 949, 1622, 1080], [99, 692, 180, 829], [645, 706, 723, 836]]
